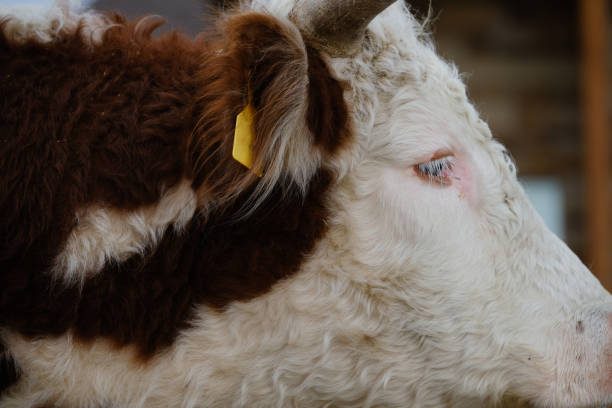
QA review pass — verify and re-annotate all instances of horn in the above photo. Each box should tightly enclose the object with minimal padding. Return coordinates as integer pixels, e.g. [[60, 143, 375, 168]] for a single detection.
[[292, 0, 396, 57]]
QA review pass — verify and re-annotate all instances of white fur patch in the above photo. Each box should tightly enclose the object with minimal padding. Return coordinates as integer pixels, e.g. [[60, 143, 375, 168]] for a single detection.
[[0, 0, 111, 45], [51, 180, 197, 285], [0, 263, 465, 408]]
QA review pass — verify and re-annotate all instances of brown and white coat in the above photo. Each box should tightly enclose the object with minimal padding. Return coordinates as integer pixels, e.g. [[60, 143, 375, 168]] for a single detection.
[[2, 1, 612, 407]]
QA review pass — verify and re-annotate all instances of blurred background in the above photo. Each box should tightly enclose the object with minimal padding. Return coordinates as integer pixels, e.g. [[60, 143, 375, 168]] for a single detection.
[[10, 0, 612, 289]]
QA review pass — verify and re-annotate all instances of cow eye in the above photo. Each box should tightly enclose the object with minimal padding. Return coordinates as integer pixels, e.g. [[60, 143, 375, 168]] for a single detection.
[[415, 155, 455, 185]]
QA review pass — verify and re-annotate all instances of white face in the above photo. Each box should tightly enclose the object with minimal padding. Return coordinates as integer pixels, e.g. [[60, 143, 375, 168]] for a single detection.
[[327, 11, 612, 406]]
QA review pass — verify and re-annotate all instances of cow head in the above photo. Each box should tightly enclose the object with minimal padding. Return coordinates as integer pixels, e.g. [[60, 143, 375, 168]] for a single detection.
[[211, 0, 612, 406]]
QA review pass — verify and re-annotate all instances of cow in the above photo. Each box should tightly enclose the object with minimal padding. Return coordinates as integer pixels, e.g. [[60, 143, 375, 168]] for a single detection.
[[1, 0, 611, 406]]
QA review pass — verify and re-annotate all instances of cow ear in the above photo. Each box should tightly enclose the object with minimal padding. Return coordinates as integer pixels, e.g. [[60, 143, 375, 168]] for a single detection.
[[190, 12, 348, 211]]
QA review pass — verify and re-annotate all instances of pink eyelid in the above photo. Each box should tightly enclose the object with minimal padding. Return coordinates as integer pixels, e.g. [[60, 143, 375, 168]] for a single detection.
[[413, 150, 456, 186]]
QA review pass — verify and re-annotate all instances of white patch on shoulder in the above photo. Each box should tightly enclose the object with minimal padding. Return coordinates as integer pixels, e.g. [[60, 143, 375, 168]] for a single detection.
[[0, 0, 111, 45], [0, 257, 411, 408], [51, 180, 197, 285], [0, 243, 458, 408], [0, 329, 163, 408]]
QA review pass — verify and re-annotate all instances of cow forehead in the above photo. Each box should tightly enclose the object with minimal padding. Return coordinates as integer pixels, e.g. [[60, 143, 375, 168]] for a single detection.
[[319, 3, 494, 163]]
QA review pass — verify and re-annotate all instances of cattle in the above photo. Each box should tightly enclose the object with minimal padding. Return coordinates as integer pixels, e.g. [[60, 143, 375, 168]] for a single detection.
[[1, 0, 611, 407]]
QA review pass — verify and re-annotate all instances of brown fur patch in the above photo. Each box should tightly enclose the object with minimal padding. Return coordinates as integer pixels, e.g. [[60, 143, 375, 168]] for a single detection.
[[306, 45, 349, 154], [0, 13, 203, 299], [0, 10, 348, 359], [2, 171, 332, 357]]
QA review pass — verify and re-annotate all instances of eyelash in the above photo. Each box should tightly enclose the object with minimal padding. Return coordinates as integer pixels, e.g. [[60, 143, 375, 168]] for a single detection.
[[415, 156, 455, 184]]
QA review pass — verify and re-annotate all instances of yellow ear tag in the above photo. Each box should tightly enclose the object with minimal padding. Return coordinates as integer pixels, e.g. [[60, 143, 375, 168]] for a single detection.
[[233, 103, 262, 177]]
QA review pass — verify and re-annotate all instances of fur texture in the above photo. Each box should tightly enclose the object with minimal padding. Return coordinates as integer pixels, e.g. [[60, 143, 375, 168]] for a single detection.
[[0, 0, 347, 364], [2, 1, 612, 407], [52, 180, 197, 285], [0, 12, 202, 286], [2, 170, 333, 358]]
